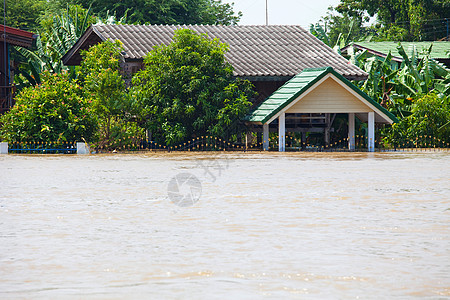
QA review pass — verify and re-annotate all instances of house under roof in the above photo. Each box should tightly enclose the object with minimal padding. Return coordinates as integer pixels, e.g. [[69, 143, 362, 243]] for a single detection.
[[63, 24, 367, 80], [341, 41, 450, 67], [246, 67, 397, 152], [1, 25, 36, 114], [63, 24, 368, 102]]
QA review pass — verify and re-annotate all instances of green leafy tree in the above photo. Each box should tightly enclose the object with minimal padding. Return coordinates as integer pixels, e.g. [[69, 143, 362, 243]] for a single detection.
[[311, 6, 371, 52], [79, 40, 144, 149], [0, 0, 47, 30], [72, 0, 241, 25], [131, 29, 254, 145], [0, 71, 96, 142], [335, 0, 450, 41]]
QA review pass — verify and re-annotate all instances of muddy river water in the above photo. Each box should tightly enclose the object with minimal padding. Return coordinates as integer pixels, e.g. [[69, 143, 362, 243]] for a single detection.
[[0, 152, 449, 299]]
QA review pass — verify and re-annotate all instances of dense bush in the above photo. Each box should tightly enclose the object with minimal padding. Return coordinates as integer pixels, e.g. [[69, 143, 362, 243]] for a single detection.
[[0, 72, 96, 143], [382, 93, 450, 147]]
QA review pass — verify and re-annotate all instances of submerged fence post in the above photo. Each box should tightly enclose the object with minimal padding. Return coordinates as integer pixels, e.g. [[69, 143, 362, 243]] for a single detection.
[[0, 142, 8, 154], [77, 142, 90, 155]]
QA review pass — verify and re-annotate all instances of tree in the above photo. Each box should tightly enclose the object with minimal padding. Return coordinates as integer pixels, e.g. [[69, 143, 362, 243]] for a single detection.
[[0, 71, 97, 143], [311, 6, 371, 52], [0, 0, 47, 31], [335, 0, 450, 41], [78, 40, 144, 150], [131, 29, 254, 145], [72, 0, 241, 25]]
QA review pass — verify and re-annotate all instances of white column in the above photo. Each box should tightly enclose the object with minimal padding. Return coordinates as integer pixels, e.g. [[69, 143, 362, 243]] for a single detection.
[[77, 142, 90, 155], [0, 142, 8, 154], [278, 112, 285, 152], [368, 112, 375, 152], [348, 113, 355, 151], [263, 123, 269, 151]]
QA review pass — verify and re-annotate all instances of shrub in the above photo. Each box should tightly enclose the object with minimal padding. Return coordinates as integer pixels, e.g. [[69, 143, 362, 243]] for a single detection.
[[0, 71, 96, 143]]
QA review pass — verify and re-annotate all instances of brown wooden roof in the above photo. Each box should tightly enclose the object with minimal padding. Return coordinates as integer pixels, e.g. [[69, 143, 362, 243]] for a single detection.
[[63, 24, 368, 80], [0, 25, 35, 48]]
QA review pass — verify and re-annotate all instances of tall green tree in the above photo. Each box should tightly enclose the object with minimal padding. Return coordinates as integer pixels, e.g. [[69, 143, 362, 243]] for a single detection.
[[335, 0, 450, 41], [78, 40, 144, 149], [0, 0, 47, 30], [131, 29, 254, 145], [72, 0, 241, 25], [311, 6, 371, 52]]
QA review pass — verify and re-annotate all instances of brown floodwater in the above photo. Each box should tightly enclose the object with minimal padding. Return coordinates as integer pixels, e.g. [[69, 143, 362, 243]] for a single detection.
[[0, 152, 449, 299]]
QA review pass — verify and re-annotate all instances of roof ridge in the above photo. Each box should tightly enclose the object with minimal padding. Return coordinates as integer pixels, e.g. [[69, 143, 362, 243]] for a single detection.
[[93, 24, 305, 28], [301, 67, 333, 73]]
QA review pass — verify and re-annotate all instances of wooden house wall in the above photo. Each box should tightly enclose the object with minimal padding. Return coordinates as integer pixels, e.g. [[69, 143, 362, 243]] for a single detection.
[[0, 42, 8, 88]]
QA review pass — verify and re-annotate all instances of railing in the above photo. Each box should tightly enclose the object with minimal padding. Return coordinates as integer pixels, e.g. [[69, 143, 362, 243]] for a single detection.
[[1, 136, 448, 154], [89, 135, 450, 153], [8, 141, 77, 154]]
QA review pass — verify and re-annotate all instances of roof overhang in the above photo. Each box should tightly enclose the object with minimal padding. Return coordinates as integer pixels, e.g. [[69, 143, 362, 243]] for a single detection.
[[341, 43, 404, 63], [0, 25, 35, 48], [62, 26, 105, 66]]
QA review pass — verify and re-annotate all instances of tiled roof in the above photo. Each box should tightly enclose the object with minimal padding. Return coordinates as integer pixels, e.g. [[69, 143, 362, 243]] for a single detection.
[[63, 24, 368, 80], [246, 67, 397, 124], [341, 41, 450, 61]]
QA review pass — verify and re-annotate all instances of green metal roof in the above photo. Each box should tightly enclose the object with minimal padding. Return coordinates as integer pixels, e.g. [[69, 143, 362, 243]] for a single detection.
[[245, 67, 398, 124], [345, 41, 450, 60]]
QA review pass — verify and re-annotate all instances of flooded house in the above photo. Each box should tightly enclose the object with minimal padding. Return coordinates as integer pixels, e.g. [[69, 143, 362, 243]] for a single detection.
[[63, 24, 395, 151]]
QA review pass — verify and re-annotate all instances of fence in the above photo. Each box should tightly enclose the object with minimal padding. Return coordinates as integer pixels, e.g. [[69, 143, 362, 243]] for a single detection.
[[92, 135, 450, 153], [4, 141, 77, 154], [1, 135, 449, 154]]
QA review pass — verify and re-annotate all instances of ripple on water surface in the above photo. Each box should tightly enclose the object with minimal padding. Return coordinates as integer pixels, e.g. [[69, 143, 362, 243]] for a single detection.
[[0, 152, 449, 299]]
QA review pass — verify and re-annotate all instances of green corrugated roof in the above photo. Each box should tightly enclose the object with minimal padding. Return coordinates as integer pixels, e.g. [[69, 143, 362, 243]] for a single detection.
[[348, 41, 450, 60], [245, 67, 398, 124]]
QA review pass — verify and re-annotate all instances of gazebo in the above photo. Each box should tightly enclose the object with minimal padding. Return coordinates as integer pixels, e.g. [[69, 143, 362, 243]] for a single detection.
[[246, 67, 398, 152]]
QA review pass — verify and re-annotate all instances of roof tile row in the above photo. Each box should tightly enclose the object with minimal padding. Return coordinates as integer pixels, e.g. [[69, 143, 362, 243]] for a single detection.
[[90, 24, 367, 79]]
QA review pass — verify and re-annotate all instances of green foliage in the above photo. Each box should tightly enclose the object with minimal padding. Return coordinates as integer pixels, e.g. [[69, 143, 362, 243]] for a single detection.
[[79, 40, 144, 149], [0, 72, 96, 143], [73, 0, 241, 25], [131, 29, 254, 145], [383, 93, 450, 147], [335, 0, 450, 41], [14, 4, 95, 90], [311, 7, 371, 52], [0, 0, 47, 30], [352, 43, 450, 118]]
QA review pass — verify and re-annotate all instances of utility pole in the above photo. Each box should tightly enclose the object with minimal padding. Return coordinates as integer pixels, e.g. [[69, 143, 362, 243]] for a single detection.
[[265, 0, 268, 25]]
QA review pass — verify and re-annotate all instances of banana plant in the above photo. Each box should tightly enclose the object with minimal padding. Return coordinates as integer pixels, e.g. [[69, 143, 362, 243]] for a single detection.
[[310, 21, 356, 54], [13, 5, 93, 89], [354, 42, 449, 118]]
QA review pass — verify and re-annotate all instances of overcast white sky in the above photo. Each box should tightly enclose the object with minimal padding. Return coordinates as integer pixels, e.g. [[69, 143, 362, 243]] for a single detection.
[[222, 0, 341, 28]]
